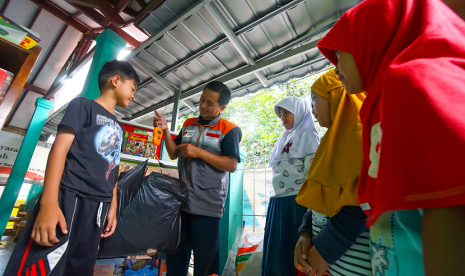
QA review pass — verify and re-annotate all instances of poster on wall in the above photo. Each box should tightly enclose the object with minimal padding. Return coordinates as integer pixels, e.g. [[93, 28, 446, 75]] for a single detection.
[[0, 131, 51, 227], [125, 132, 148, 157], [93, 256, 160, 276], [0, 131, 22, 186], [120, 123, 162, 160], [93, 258, 126, 276]]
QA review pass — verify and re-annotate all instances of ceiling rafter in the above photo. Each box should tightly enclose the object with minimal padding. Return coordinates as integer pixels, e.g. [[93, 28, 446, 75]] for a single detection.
[[71, 11, 82, 18], [0, 0, 11, 14], [28, 0, 90, 33], [28, 7, 42, 28], [66, 1, 141, 47], [205, 2, 268, 87], [129, 0, 313, 92], [44, 47, 96, 99], [5, 24, 69, 127], [127, 38, 323, 120], [134, 0, 164, 25], [114, 0, 132, 13]]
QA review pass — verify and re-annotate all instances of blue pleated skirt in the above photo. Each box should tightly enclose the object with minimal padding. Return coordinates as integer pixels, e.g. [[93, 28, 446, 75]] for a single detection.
[[262, 195, 307, 276]]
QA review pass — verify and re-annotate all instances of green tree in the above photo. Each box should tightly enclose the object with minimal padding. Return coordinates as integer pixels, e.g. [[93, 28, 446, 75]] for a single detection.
[[175, 67, 333, 157]]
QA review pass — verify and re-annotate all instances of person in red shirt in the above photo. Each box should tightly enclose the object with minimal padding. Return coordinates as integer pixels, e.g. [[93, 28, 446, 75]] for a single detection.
[[312, 0, 465, 275]]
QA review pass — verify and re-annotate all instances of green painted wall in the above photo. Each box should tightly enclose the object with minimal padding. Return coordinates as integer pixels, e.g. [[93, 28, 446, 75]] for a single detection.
[[80, 29, 126, 99], [220, 149, 246, 274]]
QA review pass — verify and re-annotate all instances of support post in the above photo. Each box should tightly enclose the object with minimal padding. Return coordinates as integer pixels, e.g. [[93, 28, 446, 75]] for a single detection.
[[170, 89, 181, 132], [220, 149, 246, 275], [81, 29, 126, 100], [0, 98, 54, 236]]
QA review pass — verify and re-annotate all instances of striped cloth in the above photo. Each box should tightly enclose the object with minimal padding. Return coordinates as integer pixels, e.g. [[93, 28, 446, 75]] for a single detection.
[[312, 211, 372, 276]]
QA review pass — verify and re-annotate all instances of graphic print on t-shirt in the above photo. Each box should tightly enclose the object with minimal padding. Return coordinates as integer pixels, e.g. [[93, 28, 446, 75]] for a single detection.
[[370, 211, 394, 276], [95, 114, 123, 179]]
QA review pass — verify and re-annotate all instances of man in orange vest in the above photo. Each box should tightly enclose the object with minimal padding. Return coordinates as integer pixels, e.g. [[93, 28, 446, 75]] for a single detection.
[[154, 81, 242, 276]]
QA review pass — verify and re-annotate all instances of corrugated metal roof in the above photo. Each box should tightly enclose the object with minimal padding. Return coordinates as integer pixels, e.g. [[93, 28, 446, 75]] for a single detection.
[[41, 0, 362, 134], [123, 0, 361, 126]]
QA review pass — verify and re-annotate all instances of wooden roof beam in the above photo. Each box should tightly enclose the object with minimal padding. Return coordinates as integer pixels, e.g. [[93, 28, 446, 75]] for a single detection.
[[5, 25, 69, 127], [115, 0, 132, 13], [28, 0, 90, 33], [70, 4, 140, 47], [65, 0, 99, 9], [135, 0, 164, 25], [109, 25, 140, 47], [23, 83, 47, 95], [71, 11, 83, 18], [95, 0, 126, 26], [122, 7, 138, 18], [44, 47, 96, 99], [28, 7, 42, 28], [67, 0, 126, 26], [0, 0, 11, 14], [135, 0, 147, 9], [68, 3, 111, 27]]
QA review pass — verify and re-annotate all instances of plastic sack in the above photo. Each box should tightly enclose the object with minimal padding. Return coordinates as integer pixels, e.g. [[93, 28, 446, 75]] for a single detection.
[[98, 160, 188, 258], [222, 227, 243, 276], [222, 250, 238, 276], [235, 232, 264, 276], [240, 251, 263, 276]]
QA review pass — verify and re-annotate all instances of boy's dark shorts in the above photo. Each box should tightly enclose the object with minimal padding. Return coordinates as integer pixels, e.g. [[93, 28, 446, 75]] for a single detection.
[[4, 188, 110, 276]]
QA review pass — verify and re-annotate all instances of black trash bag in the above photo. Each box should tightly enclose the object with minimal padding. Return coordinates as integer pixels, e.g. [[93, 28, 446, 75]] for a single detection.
[[98, 160, 188, 258]]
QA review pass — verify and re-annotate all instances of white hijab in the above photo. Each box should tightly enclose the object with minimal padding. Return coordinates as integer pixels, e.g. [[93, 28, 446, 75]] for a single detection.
[[269, 97, 320, 166]]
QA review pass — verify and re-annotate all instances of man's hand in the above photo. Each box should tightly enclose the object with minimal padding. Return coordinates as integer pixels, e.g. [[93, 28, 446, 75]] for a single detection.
[[31, 203, 68, 247], [101, 205, 117, 238], [306, 246, 330, 276], [295, 232, 313, 274], [176, 144, 202, 158], [153, 110, 168, 131]]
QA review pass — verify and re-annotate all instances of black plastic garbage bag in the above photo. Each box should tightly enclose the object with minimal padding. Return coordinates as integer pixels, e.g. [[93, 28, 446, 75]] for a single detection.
[[98, 160, 188, 258]]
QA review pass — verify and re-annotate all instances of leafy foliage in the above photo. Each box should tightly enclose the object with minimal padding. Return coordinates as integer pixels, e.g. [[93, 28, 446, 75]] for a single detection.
[[175, 68, 333, 157]]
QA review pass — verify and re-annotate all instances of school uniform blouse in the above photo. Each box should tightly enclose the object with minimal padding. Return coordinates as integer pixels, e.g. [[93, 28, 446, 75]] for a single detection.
[[270, 150, 314, 198]]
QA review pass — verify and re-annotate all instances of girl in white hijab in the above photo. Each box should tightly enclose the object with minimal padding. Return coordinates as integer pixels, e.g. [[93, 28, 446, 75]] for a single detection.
[[262, 97, 320, 276]]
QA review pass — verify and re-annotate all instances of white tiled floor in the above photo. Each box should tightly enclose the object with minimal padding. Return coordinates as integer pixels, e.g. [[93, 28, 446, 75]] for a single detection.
[[0, 236, 15, 276]]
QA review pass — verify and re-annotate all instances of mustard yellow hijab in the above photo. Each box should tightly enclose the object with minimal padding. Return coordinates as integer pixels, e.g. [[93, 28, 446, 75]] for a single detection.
[[295, 69, 365, 216]]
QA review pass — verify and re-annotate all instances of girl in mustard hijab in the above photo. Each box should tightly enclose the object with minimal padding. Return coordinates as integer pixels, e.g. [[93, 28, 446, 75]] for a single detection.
[[294, 69, 370, 276]]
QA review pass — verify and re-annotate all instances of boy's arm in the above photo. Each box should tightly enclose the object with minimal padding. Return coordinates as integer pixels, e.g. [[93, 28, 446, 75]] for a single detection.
[[177, 144, 238, 173], [422, 205, 465, 276], [31, 126, 75, 246], [102, 184, 118, 238], [153, 111, 179, 160], [199, 150, 237, 173]]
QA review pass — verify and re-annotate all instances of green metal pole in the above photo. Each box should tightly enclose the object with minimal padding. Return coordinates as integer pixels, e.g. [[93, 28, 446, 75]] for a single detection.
[[0, 98, 54, 235], [220, 149, 246, 274], [80, 28, 127, 100]]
